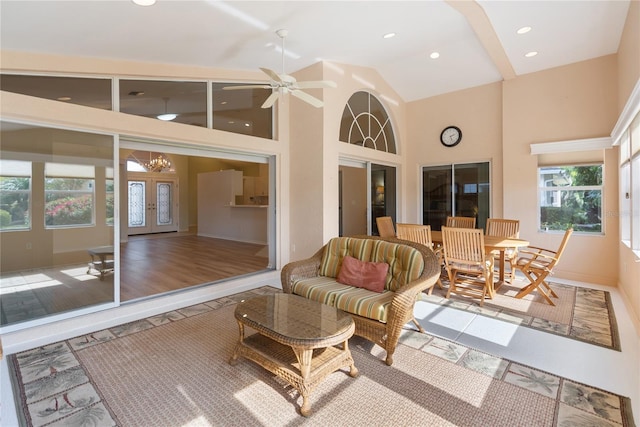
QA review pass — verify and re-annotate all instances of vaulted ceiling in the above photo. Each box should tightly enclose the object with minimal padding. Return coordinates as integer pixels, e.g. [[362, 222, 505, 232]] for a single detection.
[[0, 0, 632, 102]]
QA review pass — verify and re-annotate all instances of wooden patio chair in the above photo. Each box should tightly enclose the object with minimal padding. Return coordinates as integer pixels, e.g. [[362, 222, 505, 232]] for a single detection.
[[446, 216, 476, 229], [486, 218, 520, 283], [513, 228, 573, 306], [376, 216, 396, 238], [441, 226, 494, 306], [396, 223, 444, 292]]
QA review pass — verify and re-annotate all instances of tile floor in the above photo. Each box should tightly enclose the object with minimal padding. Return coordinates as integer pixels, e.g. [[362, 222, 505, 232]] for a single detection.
[[1, 278, 638, 426]]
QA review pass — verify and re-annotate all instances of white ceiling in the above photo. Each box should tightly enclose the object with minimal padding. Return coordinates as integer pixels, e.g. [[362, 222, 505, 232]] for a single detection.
[[0, 0, 631, 102]]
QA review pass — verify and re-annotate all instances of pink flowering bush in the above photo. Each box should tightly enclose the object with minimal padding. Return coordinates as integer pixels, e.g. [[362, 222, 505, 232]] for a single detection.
[[45, 195, 92, 226]]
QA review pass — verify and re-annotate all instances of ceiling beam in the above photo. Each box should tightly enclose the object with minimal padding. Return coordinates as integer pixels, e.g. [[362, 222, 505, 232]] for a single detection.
[[446, 0, 516, 81]]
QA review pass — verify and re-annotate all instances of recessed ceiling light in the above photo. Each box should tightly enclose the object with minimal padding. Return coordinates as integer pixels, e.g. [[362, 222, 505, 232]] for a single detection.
[[430, 52, 440, 59], [244, 123, 251, 127], [383, 32, 396, 39], [517, 26, 532, 35], [132, 0, 156, 6], [57, 96, 72, 101], [221, 101, 228, 105], [525, 51, 538, 58]]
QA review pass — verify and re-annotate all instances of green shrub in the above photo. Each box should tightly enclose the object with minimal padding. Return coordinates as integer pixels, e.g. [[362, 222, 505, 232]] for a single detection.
[[0, 209, 10, 227]]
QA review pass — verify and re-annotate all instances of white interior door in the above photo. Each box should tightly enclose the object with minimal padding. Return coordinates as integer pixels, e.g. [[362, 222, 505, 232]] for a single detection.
[[127, 174, 178, 235]]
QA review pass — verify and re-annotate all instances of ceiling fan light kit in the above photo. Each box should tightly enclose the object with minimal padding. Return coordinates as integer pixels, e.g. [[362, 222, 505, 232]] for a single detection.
[[223, 29, 336, 109], [157, 97, 177, 121]]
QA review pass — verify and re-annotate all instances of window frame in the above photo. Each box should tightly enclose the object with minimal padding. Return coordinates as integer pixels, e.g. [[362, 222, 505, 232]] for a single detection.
[[44, 163, 96, 229], [0, 160, 32, 232], [537, 164, 604, 234]]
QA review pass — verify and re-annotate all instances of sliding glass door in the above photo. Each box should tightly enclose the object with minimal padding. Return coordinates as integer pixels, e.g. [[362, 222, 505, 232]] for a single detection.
[[422, 162, 490, 231], [0, 121, 116, 331]]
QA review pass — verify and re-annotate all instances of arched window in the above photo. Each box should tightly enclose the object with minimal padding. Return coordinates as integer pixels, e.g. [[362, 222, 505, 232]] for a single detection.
[[339, 91, 396, 154]]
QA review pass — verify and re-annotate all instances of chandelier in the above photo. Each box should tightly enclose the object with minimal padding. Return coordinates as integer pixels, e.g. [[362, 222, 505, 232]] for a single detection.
[[144, 153, 171, 172]]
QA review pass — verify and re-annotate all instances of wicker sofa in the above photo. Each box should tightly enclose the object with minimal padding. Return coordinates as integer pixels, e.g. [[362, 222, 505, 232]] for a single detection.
[[281, 235, 440, 365]]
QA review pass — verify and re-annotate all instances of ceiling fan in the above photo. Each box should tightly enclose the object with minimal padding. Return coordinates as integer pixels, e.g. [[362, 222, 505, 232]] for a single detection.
[[223, 29, 337, 109]]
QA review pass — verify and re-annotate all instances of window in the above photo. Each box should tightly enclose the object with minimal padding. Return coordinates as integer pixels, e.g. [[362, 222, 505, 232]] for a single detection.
[[340, 91, 396, 153], [538, 165, 603, 233], [213, 83, 273, 139], [2, 73, 275, 140], [627, 111, 640, 251], [119, 79, 207, 128], [45, 163, 95, 228], [0, 74, 112, 110], [0, 160, 31, 231]]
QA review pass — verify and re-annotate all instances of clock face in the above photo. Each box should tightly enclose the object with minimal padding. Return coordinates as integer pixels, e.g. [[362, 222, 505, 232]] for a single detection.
[[440, 126, 462, 147]]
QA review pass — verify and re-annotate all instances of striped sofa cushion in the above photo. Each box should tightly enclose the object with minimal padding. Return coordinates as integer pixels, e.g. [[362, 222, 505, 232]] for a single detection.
[[318, 237, 424, 292], [370, 240, 425, 292], [290, 276, 354, 306], [333, 287, 395, 322], [318, 237, 376, 278]]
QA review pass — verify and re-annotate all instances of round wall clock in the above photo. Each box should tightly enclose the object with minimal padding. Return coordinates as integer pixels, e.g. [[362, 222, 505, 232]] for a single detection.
[[440, 126, 462, 147]]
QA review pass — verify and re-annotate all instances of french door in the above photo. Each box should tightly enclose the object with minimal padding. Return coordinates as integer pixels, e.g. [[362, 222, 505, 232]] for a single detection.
[[127, 173, 179, 235]]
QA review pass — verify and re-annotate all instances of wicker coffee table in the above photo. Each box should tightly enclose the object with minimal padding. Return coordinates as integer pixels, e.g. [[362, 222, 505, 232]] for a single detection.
[[229, 293, 358, 416]]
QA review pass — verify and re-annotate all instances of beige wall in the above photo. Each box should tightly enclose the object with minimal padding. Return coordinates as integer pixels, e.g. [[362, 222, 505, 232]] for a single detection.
[[286, 61, 406, 260], [406, 82, 504, 222], [406, 56, 621, 286], [503, 55, 619, 285]]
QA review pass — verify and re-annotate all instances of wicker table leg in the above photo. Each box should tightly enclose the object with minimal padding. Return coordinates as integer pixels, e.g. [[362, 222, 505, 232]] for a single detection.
[[295, 348, 313, 416], [229, 322, 245, 365]]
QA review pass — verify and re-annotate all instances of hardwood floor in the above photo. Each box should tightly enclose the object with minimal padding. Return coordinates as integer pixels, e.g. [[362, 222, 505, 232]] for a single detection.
[[120, 234, 269, 301], [0, 235, 270, 325]]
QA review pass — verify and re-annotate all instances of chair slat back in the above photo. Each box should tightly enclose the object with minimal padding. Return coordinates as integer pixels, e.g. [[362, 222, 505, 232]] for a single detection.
[[396, 223, 433, 248], [446, 216, 476, 229], [442, 226, 486, 266], [549, 228, 574, 268], [376, 216, 396, 238], [486, 218, 520, 238]]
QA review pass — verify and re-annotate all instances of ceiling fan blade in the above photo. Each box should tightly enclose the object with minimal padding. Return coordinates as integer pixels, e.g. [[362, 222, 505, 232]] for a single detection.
[[223, 85, 271, 90], [261, 91, 280, 109], [290, 89, 324, 108], [260, 67, 282, 83], [294, 80, 337, 89]]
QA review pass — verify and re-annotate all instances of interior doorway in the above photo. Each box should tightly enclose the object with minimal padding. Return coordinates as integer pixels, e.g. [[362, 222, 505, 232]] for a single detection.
[[339, 160, 397, 236]]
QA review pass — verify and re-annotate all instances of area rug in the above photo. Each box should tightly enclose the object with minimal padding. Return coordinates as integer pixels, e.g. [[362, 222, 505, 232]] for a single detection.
[[422, 277, 621, 351], [8, 287, 634, 427]]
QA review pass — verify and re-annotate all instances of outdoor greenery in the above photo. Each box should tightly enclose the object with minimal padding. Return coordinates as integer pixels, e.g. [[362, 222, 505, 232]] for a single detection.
[[45, 178, 94, 227], [0, 176, 30, 230], [540, 165, 602, 233]]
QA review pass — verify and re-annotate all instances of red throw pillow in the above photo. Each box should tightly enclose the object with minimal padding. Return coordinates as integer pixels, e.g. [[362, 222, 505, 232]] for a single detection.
[[336, 255, 389, 293]]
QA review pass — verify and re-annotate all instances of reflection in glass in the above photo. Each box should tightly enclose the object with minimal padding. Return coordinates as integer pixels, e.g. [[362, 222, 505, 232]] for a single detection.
[[0, 74, 112, 110], [120, 80, 207, 127], [423, 163, 490, 231], [0, 122, 115, 328], [212, 83, 273, 139]]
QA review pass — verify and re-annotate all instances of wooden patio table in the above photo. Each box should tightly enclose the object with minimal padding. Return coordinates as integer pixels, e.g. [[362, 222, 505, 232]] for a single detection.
[[430, 230, 529, 298]]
